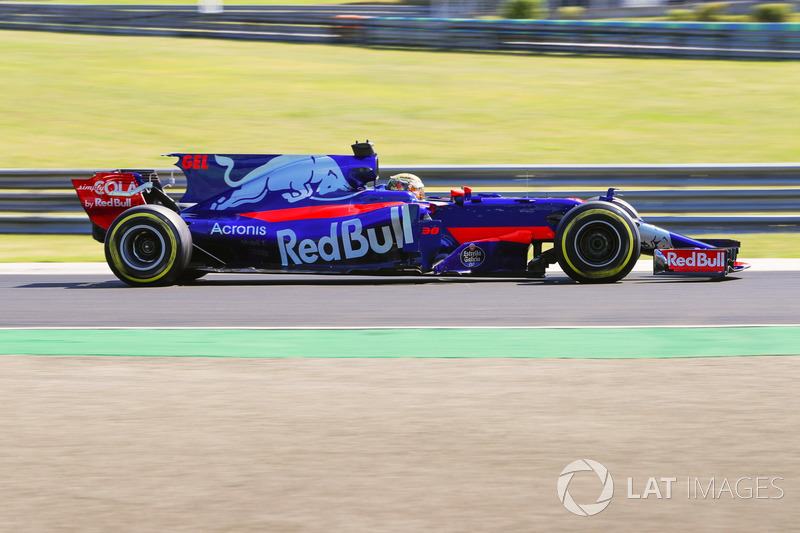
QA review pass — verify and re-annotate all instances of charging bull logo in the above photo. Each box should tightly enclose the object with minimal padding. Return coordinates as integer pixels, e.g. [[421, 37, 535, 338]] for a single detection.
[[211, 155, 351, 210]]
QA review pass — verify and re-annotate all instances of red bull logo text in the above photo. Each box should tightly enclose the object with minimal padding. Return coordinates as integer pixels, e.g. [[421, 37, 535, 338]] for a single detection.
[[277, 205, 413, 266], [84, 197, 134, 209], [664, 250, 726, 272]]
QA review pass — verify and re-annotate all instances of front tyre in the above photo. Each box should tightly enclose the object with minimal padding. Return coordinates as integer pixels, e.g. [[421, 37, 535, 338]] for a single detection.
[[555, 201, 641, 284], [105, 205, 192, 287]]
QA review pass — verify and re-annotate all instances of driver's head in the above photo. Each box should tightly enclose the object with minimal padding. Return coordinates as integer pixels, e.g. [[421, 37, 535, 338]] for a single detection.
[[386, 173, 425, 200]]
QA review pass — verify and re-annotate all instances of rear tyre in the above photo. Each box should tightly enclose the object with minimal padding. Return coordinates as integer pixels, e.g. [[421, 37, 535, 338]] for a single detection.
[[555, 201, 641, 284], [105, 205, 192, 287]]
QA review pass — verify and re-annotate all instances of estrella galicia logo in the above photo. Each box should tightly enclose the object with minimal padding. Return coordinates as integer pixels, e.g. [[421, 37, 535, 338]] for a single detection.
[[460, 243, 485, 268], [557, 459, 614, 516]]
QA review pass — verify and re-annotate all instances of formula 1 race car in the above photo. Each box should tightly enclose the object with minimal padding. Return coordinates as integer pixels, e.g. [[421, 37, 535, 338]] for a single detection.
[[72, 142, 749, 286]]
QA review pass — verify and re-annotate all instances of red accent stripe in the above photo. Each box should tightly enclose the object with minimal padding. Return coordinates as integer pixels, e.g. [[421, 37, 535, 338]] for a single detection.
[[448, 226, 554, 244], [240, 202, 406, 223]]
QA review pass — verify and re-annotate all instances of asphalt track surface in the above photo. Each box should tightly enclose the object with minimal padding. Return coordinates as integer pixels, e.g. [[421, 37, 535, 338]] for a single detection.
[[2, 263, 799, 531], [1, 266, 799, 327]]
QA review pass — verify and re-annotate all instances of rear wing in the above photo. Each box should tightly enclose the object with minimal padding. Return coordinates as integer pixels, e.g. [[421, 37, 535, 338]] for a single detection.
[[72, 170, 178, 241]]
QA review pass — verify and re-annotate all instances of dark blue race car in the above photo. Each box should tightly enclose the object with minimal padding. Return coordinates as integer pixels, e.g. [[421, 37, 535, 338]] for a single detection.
[[73, 142, 748, 286]]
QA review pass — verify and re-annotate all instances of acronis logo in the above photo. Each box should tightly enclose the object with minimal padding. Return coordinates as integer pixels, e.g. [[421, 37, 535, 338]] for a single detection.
[[210, 223, 268, 237]]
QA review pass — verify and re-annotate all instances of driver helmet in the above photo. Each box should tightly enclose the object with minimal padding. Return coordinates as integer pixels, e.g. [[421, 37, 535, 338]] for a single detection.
[[386, 173, 425, 200]]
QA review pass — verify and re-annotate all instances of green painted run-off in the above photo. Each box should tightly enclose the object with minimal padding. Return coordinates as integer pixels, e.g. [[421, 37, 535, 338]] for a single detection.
[[0, 327, 798, 359]]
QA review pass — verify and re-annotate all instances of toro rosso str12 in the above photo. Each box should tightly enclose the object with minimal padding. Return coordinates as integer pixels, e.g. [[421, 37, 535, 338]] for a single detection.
[[73, 142, 749, 287]]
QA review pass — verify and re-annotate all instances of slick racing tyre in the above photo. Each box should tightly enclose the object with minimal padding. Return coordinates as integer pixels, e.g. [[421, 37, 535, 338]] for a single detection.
[[583, 196, 641, 222], [105, 205, 192, 287], [555, 201, 641, 284]]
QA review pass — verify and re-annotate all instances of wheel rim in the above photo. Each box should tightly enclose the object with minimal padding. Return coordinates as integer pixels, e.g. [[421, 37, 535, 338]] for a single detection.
[[573, 221, 622, 267], [119, 224, 166, 271]]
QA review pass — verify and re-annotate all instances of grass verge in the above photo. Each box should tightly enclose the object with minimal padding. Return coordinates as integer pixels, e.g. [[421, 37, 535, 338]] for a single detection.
[[0, 235, 104, 262], [2, 30, 800, 168]]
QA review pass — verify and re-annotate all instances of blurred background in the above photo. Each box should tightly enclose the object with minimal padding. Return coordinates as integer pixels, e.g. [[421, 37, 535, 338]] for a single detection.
[[2, 0, 800, 169]]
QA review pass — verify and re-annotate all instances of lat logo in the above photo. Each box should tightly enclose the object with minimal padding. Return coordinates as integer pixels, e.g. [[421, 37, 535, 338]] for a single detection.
[[664, 250, 726, 272], [558, 459, 614, 517]]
